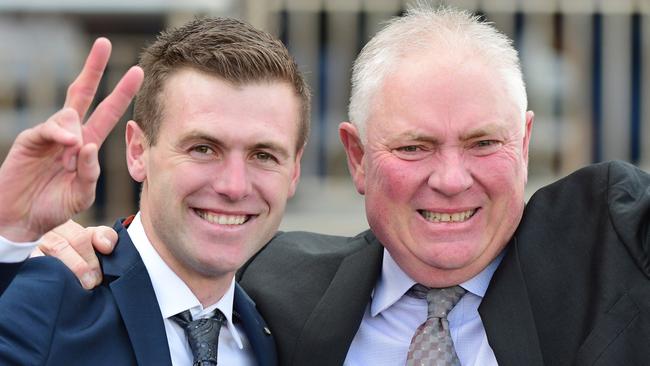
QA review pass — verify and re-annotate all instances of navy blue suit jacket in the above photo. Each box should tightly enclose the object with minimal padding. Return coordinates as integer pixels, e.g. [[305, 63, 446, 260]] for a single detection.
[[0, 220, 277, 365]]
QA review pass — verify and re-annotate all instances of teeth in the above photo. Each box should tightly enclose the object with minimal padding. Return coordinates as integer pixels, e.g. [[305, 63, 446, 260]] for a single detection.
[[195, 210, 247, 225], [419, 209, 476, 223]]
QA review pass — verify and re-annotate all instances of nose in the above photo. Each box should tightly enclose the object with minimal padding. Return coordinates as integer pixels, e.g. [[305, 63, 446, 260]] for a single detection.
[[427, 150, 473, 196], [212, 155, 252, 201]]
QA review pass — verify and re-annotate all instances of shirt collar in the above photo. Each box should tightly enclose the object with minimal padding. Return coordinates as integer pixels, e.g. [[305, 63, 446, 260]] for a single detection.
[[127, 212, 244, 348], [370, 248, 504, 316]]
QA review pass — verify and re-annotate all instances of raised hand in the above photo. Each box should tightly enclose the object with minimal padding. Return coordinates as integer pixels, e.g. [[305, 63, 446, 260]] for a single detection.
[[0, 38, 143, 242]]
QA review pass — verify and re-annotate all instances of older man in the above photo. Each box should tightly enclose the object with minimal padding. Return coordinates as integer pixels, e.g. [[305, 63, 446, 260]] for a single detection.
[[237, 6, 650, 366], [0, 17, 309, 365], [10, 4, 650, 366]]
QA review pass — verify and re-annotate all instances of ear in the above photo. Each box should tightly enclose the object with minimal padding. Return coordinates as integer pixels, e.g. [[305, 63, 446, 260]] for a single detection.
[[287, 148, 303, 198], [522, 110, 534, 172], [125, 120, 147, 182], [339, 122, 366, 195]]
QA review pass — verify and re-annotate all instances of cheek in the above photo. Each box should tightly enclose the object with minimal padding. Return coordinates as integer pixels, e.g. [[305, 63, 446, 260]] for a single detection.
[[365, 155, 417, 199], [473, 148, 527, 187], [253, 171, 292, 207], [475, 156, 527, 223], [159, 165, 212, 203]]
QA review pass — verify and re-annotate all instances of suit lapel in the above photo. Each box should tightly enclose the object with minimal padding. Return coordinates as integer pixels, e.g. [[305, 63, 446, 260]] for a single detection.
[[234, 283, 277, 366], [479, 238, 544, 366], [101, 222, 172, 366], [292, 232, 383, 366]]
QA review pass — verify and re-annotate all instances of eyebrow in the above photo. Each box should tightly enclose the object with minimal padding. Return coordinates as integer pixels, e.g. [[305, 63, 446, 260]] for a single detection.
[[459, 124, 508, 140], [386, 122, 509, 144], [389, 132, 439, 144], [251, 142, 291, 159], [179, 131, 291, 159]]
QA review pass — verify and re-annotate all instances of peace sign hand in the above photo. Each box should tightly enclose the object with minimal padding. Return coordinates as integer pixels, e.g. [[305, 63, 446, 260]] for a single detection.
[[0, 38, 143, 242]]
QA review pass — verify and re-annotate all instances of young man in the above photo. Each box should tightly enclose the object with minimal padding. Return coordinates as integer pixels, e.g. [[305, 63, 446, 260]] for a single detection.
[[0, 17, 309, 365]]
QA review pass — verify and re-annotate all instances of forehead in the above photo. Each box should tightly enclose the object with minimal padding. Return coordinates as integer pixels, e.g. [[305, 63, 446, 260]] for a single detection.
[[369, 53, 521, 136], [158, 69, 301, 148]]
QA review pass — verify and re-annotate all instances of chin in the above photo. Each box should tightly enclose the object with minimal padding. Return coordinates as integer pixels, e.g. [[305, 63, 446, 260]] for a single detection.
[[421, 249, 480, 270]]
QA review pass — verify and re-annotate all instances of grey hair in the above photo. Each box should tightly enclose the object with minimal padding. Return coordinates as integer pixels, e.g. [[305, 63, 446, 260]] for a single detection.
[[348, 4, 527, 142]]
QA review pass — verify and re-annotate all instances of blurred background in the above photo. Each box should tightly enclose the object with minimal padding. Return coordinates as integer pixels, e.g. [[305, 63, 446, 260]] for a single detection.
[[1, 0, 649, 235]]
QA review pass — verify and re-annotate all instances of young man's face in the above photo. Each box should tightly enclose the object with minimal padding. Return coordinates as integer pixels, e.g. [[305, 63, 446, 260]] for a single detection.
[[128, 68, 302, 284]]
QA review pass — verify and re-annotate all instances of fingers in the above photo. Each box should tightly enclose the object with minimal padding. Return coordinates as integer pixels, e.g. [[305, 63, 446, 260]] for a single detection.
[[90, 226, 118, 255], [23, 108, 82, 149], [49, 220, 107, 289], [49, 219, 84, 238], [51, 108, 84, 172], [15, 108, 84, 172], [51, 219, 116, 264], [64, 38, 112, 119], [70, 143, 99, 211], [83, 66, 144, 148], [63, 37, 144, 153], [40, 229, 101, 290]]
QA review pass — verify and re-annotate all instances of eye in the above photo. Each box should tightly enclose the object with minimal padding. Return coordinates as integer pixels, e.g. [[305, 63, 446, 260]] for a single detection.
[[396, 145, 421, 153], [253, 151, 278, 163], [471, 140, 502, 155], [392, 144, 430, 160], [477, 140, 499, 147], [188, 144, 217, 160], [191, 145, 214, 155]]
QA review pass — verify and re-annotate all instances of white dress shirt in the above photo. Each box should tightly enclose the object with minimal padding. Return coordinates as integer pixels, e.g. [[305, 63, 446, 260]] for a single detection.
[[128, 213, 255, 366], [344, 248, 502, 366], [0, 234, 38, 262], [0, 213, 256, 366]]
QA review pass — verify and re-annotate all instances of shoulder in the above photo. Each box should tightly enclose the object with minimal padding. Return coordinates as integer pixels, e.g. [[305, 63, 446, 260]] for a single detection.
[[1, 256, 86, 305], [6, 256, 79, 287], [270, 230, 375, 254], [0, 257, 87, 363], [529, 160, 648, 202], [238, 229, 380, 283], [241, 230, 377, 272], [524, 161, 649, 218], [519, 160, 650, 275]]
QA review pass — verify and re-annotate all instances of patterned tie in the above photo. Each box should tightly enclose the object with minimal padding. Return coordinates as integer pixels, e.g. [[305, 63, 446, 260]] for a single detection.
[[406, 285, 467, 366], [172, 309, 227, 366]]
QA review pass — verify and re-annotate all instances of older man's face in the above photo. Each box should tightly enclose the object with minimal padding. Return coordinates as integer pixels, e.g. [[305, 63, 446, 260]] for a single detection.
[[342, 53, 533, 287]]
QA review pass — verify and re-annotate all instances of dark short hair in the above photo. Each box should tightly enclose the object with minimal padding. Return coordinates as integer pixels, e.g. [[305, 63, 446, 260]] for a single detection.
[[134, 17, 311, 151]]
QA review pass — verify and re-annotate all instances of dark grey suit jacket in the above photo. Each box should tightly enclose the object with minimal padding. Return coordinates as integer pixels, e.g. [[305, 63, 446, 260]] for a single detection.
[[239, 160, 650, 365]]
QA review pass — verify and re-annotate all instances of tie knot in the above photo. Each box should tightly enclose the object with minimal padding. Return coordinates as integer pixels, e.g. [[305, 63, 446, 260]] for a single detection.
[[171, 309, 227, 366], [427, 286, 466, 319], [408, 284, 466, 319], [172, 309, 227, 328]]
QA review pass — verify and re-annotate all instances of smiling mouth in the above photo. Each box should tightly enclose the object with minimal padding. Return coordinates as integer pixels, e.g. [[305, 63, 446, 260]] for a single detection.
[[418, 208, 477, 223], [194, 209, 252, 225]]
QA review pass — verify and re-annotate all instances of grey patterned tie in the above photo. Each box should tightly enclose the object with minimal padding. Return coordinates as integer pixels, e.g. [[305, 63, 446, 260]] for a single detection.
[[406, 285, 467, 366], [172, 309, 227, 366]]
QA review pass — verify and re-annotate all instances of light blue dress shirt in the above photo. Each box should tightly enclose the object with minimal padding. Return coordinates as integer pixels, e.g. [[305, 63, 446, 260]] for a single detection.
[[344, 249, 503, 365]]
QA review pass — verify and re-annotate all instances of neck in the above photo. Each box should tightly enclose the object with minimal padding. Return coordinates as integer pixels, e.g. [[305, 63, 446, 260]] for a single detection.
[[137, 210, 234, 308], [152, 241, 235, 307], [181, 272, 234, 308]]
